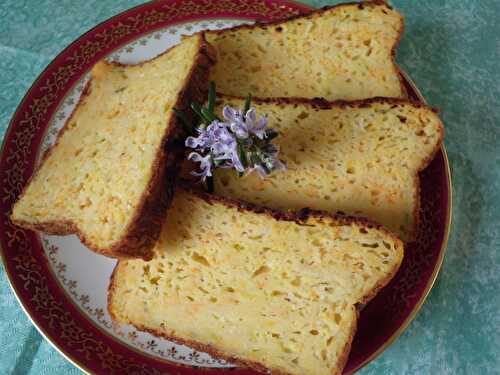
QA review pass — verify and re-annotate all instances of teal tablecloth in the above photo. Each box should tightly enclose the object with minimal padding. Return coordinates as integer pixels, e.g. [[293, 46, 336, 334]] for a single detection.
[[1, 1, 499, 374]]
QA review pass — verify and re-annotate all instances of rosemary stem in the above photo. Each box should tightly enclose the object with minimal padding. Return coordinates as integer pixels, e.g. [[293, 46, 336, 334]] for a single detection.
[[206, 176, 214, 193]]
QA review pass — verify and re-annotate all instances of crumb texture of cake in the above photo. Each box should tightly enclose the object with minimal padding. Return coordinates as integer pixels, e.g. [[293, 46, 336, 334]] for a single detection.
[[11, 34, 214, 258], [108, 188, 403, 375], [207, 1, 404, 100], [212, 97, 443, 241]]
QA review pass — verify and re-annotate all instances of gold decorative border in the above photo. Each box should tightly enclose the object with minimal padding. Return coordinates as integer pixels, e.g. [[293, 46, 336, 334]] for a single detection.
[[42, 235, 230, 366], [4, 235, 166, 375]]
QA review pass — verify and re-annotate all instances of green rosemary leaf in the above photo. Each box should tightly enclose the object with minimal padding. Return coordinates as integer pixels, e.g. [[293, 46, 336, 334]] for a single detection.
[[206, 176, 214, 193], [207, 81, 216, 113], [201, 107, 217, 123], [243, 93, 252, 115], [172, 108, 193, 133], [238, 143, 248, 168], [190, 102, 204, 122]]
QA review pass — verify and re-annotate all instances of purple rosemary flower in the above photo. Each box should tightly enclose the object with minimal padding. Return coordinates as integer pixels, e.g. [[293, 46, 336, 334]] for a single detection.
[[244, 108, 268, 140], [222, 105, 270, 140], [181, 91, 285, 183], [222, 106, 247, 138], [187, 152, 213, 180]]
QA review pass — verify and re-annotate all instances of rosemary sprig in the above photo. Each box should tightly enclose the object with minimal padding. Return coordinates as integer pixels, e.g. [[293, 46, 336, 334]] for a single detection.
[[207, 81, 216, 113], [243, 93, 252, 114], [172, 108, 192, 133], [174, 82, 286, 193]]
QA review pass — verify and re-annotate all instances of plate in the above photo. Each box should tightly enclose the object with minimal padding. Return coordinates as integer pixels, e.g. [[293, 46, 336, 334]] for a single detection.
[[0, 1, 452, 374]]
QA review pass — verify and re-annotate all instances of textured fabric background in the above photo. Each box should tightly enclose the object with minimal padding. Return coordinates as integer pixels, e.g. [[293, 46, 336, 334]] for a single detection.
[[1, 1, 498, 374]]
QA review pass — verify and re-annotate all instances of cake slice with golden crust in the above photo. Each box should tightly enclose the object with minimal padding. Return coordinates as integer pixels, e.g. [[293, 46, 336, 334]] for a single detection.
[[209, 96, 443, 241], [207, 1, 405, 100], [109, 187, 404, 375], [11, 34, 215, 259]]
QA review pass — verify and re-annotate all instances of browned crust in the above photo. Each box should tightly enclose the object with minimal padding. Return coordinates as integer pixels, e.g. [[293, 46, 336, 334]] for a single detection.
[[208, 1, 398, 36], [335, 308, 359, 375], [10, 33, 217, 260], [391, 9, 407, 99], [121, 320, 354, 375], [125, 320, 291, 374], [357, 244, 403, 305], [218, 94, 437, 111], [208, 0, 406, 100], [108, 185, 403, 375], [215, 94, 445, 241], [188, 184, 402, 245], [411, 112, 445, 241]]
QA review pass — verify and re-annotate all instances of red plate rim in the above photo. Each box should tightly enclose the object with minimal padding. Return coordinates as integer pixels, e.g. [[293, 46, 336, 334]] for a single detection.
[[0, 1, 452, 374]]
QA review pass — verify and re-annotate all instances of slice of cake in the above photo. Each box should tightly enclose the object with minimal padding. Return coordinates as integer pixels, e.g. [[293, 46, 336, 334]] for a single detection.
[[108, 187, 403, 375], [208, 96, 443, 241], [207, 1, 405, 100], [10, 34, 215, 259]]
